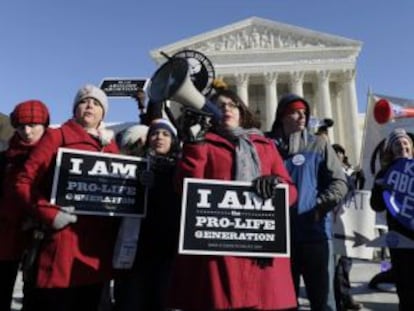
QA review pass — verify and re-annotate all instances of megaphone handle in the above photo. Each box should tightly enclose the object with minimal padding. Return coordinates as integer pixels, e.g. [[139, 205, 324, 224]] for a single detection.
[[201, 100, 223, 124], [162, 72, 173, 100], [164, 104, 179, 130]]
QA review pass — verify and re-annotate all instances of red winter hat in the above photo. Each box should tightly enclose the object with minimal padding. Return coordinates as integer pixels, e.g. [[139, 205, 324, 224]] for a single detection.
[[10, 100, 50, 128], [282, 100, 307, 116]]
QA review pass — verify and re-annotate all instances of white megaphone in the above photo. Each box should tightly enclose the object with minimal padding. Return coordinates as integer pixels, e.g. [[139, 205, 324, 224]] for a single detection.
[[148, 56, 222, 121], [374, 99, 414, 124]]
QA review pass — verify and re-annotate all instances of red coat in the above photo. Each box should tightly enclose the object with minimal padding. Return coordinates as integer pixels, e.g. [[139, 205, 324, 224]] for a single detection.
[[0, 133, 41, 260], [15, 119, 120, 288], [169, 132, 298, 310]]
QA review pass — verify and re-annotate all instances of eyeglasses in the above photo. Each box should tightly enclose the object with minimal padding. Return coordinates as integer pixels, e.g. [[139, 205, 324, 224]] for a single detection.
[[217, 100, 239, 110]]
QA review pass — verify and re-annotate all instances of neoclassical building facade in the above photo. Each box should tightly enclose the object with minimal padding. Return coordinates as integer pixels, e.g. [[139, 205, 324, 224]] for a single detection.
[[150, 17, 362, 164]]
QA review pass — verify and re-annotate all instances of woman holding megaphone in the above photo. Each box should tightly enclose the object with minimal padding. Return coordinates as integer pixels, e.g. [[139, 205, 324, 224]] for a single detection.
[[168, 85, 298, 310]]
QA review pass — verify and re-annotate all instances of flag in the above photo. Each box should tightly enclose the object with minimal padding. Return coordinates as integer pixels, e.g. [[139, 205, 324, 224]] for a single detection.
[[360, 92, 414, 190]]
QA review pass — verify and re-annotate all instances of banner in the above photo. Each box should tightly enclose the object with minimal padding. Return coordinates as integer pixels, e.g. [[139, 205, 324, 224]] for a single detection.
[[179, 178, 290, 258], [50, 148, 148, 217], [333, 190, 376, 259]]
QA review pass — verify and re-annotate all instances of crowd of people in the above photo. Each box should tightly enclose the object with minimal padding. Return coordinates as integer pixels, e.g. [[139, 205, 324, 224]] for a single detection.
[[0, 78, 413, 311]]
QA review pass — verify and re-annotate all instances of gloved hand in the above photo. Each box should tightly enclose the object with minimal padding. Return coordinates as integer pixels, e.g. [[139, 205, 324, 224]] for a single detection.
[[252, 175, 280, 200], [52, 206, 77, 230], [178, 107, 212, 143]]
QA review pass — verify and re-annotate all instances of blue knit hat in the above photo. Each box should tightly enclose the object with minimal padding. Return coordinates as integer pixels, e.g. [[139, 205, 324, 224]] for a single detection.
[[148, 118, 177, 138]]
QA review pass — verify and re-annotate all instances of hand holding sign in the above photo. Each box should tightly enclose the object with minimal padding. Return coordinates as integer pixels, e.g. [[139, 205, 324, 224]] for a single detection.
[[52, 206, 77, 230], [252, 175, 280, 200]]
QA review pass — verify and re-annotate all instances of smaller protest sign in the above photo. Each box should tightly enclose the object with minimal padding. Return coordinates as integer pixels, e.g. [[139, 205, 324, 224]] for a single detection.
[[333, 190, 376, 259], [179, 178, 290, 258], [382, 158, 414, 231], [50, 148, 148, 217], [100, 78, 149, 98]]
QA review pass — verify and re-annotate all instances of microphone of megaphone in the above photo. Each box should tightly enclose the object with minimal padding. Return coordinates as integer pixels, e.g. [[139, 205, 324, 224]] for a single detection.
[[374, 99, 414, 124], [148, 56, 222, 122]]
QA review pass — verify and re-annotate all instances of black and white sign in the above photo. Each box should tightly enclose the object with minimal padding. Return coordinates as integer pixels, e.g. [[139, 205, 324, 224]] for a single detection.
[[50, 148, 148, 217], [100, 78, 149, 98], [179, 178, 290, 258], [333, 190, 376, 259]]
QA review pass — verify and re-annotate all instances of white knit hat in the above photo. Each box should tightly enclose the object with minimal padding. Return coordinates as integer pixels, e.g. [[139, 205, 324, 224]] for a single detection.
[[73, 84, 109, 116], [120, 124, 149, 149], [385, 128, 413, 150]]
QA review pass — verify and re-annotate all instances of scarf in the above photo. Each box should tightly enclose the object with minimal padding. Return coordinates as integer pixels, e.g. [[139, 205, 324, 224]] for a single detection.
[[5, 133, 37, 163], [273, 128, 309, 158], [223, 127, 263, 181], [84, 121, 114, 146]]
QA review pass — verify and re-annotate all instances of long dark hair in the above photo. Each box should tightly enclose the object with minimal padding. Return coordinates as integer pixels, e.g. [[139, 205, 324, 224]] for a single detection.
[[209, 89, 261, 129]]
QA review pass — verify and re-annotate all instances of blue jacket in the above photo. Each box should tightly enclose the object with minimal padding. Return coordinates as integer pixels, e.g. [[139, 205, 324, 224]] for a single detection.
[[268, 94, 348, 242]]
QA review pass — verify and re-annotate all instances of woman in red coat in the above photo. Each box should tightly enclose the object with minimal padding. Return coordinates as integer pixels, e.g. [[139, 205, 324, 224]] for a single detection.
[[15, 85, 120, 311], [168, 88, 298, 311], [0, 100, 50, 311]]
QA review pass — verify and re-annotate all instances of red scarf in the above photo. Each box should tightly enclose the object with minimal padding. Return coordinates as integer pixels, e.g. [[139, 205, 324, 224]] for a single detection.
[[5, 133, 37, 164]]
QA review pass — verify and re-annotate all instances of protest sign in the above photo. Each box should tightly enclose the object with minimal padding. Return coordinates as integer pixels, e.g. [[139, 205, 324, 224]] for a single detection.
[[50, 148, 148, 217], [179, 178, 290, 258], [382, 158, 414, 231], [333, 190, 376, 259], [100, 78, 149, 98]]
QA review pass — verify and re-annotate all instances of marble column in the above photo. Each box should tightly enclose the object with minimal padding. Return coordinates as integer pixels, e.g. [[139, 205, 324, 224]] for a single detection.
[[331, 83, 345, 144], [264, 72, 278, 131], [235, 73, 249, 106], [316, 70, 333, 116], [340, 69, 361, 165], [290, 71, 304, 97], [316, 70, 333, 141]]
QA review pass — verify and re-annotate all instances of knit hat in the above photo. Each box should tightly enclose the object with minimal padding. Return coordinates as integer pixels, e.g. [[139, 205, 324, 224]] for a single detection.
[[271, 93, 310, 133], [148, 118, 177, 138], [385, 128, 413, 150], [73, 84, 108, 116], [332, 143, 346, 155], [316, 118, 334, 134], [10, 100, 50, 128], [282, 100, 307, 116]]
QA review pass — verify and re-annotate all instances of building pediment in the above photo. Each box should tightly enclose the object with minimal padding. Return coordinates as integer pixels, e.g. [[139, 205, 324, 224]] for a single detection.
[[150, 17, 362, 62]]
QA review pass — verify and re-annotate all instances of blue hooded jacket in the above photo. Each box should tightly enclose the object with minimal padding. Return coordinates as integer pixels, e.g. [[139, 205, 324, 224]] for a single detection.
[[268, 94, 348, 242]]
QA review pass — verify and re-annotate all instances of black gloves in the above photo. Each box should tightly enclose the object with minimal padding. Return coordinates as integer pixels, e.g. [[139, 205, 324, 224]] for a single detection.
[[252, 175, 280, 200], [178, 107, 212, 143]]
